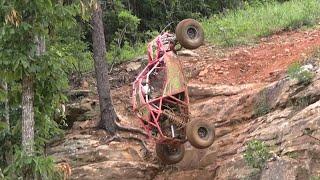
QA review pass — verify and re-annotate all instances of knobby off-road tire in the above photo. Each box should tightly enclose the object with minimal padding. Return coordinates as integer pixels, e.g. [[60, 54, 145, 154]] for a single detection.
[[186, 120, 215, 149], [156, 143, 185, 164], [175, 19, 204, 50]]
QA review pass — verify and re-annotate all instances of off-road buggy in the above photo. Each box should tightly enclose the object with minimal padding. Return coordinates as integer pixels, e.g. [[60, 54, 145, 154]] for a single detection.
[[132, 19, 215, 164]]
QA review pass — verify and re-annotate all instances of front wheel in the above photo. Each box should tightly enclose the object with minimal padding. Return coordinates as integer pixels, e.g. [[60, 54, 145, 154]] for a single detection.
[[156, 143, 185, 164], [186, 120, 215, 149], [175, 19, 204, 50]]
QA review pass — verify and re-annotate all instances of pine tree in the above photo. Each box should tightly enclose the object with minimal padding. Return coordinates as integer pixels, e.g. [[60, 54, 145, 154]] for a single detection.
[[91, 1, 118, 135]]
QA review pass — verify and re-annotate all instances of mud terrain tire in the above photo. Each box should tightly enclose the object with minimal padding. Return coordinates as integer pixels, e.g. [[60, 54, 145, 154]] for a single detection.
[[156, 143, 185, 164], [186, 120, 215, 149], [175, 19, 204, 50]]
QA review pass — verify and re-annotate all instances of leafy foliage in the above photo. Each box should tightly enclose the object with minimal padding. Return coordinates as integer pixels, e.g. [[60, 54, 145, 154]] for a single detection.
[[3, 149, 63, 180], [102, 0, 317, 60], [107, 41, 146, 63], [0, 0, 88, 177], [102, 0, 267, 62], [244, 140, 272, 169], [287, 62, 315, 85], [105, 8, 144, 63]]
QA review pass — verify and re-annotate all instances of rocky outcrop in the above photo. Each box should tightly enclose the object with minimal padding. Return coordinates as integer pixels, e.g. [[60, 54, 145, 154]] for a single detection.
[[66, 98, 98, 122], [156, 63, 320, 179], [48, 131, 159, 180], [50, 59, 320, 179]]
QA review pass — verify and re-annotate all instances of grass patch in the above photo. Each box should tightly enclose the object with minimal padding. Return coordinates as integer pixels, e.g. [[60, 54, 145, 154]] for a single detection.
[[287, 62, 315, 85], [244, 139, 272, 170], [106, 41, 146, 63], [289, 96, 313, 110], [202, 0, 320, 46]]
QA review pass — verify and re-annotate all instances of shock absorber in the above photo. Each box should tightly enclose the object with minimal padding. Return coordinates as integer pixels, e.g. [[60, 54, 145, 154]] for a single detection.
[[163, 109, 187, 128]]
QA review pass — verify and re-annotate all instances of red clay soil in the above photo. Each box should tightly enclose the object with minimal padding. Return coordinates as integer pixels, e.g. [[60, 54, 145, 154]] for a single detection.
[[185, 28, 320, 85]]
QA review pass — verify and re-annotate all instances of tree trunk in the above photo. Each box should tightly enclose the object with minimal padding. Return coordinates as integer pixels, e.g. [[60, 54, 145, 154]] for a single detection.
[[21, 36, 45, 179], [4, 82, 9, 126], [21, 75, 34, 155], [21, 77, 34, 180], [21, 36, 45, 156], [91, 2, 117, 135]]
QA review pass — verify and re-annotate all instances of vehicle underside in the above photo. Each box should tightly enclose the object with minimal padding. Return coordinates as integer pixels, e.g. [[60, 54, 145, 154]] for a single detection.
[[132, 19, 215, 164]]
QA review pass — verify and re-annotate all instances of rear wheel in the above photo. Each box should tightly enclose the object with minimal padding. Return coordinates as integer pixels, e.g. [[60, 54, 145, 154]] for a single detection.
[[156, 143, 185, 164], [175, 19, 204, 50], [186, 120, 215, 149]]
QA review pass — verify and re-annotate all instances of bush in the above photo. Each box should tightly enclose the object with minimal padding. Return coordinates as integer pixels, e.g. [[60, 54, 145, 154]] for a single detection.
[[244, 140, 272, 169], [287, 62, 314, 85], [202, 0, 320, 46], [3, 149, 63, 180]]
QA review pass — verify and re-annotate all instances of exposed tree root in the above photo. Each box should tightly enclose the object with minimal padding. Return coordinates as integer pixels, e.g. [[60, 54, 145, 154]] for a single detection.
[[98, 113, 152, 157], [104, 133, 153, 158], [308, 134, 320, 142], [104, 134, 121, 144], [303, 128, 320, 142], [115, 121, 148, 137], [122, 136, 151, 154]]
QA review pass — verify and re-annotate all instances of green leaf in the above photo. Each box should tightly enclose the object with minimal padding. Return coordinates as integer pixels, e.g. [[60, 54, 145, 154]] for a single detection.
[[21, 22, 32, 31], [21, 60, 29, 68], [0, 122, 8, 132]]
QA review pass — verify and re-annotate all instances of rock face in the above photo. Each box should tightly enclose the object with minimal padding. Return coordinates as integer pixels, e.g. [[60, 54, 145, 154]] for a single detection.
[[48, 131, 159, 180], [50, 61, 320, 179], [156, 64, 320, 179]]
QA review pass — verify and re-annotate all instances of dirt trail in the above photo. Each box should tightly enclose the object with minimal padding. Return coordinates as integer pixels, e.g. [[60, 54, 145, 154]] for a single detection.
[[183, 28, 320, 85]]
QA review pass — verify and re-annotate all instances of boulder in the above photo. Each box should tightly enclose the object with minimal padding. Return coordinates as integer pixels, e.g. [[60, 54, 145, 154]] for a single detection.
[[65, 98, 98, 128]]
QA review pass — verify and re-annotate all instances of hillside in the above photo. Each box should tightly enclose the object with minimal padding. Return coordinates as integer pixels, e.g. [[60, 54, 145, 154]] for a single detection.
[[48, 27, 320, 179]]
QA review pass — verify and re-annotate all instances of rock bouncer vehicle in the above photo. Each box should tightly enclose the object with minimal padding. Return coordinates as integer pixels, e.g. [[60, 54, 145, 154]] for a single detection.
[[132, 19, 215, 164]]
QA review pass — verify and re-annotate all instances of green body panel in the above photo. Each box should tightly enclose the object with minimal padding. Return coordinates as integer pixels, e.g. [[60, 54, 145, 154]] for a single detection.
[[163, 52, 185, 96]]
